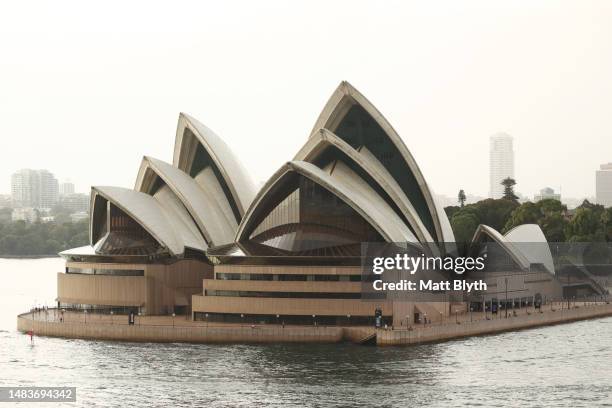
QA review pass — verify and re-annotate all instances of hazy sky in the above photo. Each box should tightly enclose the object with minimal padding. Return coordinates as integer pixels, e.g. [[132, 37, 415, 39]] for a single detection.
[[1, 1, 611, 200]]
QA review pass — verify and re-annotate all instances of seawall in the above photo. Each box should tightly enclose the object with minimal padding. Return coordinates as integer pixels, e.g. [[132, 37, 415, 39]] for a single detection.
[[377, 303, 612, 346], [17, 303, 612, 346]]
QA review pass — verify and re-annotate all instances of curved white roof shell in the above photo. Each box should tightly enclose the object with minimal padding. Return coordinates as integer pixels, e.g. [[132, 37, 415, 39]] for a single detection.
[[504, 224, 555, 274], [471, 224, 556, 274], [295, 128, 435, 245], [90, 186, 187, 256], [471, 224, 530, 270], [309, 81, 455, 250], [135, 156, 237, 246], [237, 161, 419, 244], [173, 112, 256, 221]]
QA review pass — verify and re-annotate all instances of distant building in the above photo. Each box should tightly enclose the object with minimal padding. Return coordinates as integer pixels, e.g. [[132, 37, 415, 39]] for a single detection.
[[11, 169, 59, 209], [489, 133, 514, 199], [0, 194, 12, 209], [70, 211, 89, 222], [596, 163, 612, 207], [534, 187, 561, 202], [11, 207, 39, 223], [60, 181, 75, 196], [59, 193, 90, 213], [563, 197, 595, 210]]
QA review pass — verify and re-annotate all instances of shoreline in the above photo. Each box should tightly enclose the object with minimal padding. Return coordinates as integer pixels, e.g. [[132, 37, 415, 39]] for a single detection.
[[17, 303, 612, 346], [1, 255, 60, 259]]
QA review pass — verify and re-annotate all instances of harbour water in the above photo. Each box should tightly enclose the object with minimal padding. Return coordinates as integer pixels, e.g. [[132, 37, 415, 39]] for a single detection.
[[1, 258, 611, 407]]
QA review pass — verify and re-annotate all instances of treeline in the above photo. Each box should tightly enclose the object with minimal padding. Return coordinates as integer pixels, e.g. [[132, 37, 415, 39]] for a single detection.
[[0, 208, 88, 256], [445, 198, 612, 245]]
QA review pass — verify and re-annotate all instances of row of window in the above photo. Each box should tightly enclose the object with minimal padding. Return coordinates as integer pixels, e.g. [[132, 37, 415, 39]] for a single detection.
[[66, 268, 144, 276], [205, 290, 361, 299], [216, 273, 362, 282]]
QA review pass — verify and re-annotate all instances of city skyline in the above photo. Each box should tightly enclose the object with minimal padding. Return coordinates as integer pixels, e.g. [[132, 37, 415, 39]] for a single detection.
[[1, 1, 612, 199], [0, 143, 610, 207]]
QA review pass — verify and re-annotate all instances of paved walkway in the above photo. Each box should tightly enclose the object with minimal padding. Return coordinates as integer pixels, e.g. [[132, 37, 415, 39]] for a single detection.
[[24, 301, 609, 330]]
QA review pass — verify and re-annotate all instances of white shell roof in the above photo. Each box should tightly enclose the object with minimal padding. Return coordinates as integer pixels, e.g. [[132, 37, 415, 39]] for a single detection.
[[295, 129, 435, 245], [472, 224, 555, 274], [308, 81, 455, 248], [135, 156, 237, 246], [237, 160, 420, 244], [173, 112, 256, 219], [91, 186, 185, 256], [504, 224, 555, 274]]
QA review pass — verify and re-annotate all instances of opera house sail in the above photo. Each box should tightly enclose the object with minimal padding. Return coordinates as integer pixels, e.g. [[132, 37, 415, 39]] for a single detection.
[[58, 113, 255, 315], [56, 81, 559, 326]]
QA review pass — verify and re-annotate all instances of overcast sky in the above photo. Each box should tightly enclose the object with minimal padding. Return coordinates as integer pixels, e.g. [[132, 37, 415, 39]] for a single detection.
[[1, 1, 610, 200]]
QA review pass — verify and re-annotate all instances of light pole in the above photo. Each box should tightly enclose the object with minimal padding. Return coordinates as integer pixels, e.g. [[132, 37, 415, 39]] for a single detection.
[[172, 312, 176, 327], [138, 312, 142, 326], [470, 306, 473, 322], [110, 310, 114, 325], [312, 314, 316, 326], [346, 314, 351, 326], [505, 277, 508, 319]]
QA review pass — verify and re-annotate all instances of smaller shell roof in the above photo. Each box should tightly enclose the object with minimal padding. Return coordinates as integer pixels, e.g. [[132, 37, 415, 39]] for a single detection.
[[91, 186, 184, 256], [472, 224, 555, 274], [504, 224, 555, 274]]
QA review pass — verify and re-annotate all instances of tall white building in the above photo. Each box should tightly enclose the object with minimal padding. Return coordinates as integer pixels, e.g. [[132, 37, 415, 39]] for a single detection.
[[59, 181, 75, 196], [596, 163, 612, 207], [489, 133, 514, 199], [11, 169, 59, 209]]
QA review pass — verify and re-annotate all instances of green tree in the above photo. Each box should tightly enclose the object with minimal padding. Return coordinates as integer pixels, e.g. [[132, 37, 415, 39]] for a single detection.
[[501, 177, 519, 201], [601, 208, 612, 241], [0, 217, 89, 256], [539, 213, 567, 242], [565, 207, 604, 242], [450, 212, 480, 244], [477, 199, 519, 232], [503, 202, 541, 232], [447, 198, 518, 249], [503, 198, 568, 241]]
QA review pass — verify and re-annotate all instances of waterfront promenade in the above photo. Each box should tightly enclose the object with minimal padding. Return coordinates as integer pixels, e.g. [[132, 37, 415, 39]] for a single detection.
[[17, 301, 612, 346]]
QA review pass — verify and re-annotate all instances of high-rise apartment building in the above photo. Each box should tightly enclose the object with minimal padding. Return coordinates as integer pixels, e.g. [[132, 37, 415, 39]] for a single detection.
[[489, 133, 514, 198], [11, 169, 59, 209], [59, 193, 90, 213], [60, 181, 75, 196], [596, 163, 612, 207]]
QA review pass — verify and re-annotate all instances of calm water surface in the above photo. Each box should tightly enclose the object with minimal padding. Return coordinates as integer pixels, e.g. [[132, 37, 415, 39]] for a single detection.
[[0, 258, 611, 407]]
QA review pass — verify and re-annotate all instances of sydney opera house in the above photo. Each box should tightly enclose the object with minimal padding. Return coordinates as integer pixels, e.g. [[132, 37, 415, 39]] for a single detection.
[[58, 81, 561, 327]]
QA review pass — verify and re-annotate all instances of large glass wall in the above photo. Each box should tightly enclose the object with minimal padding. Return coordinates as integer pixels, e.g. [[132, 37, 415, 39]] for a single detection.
[[248, 176, 383, 255], [93, 204, 162, 256], [332, 104, 436, 239]]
